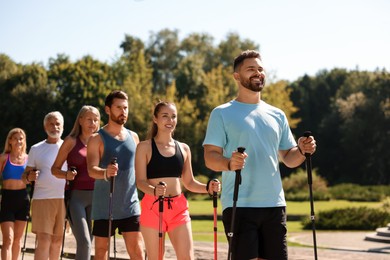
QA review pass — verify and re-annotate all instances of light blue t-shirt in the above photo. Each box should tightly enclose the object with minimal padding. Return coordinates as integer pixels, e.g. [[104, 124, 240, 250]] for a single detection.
[[203, 100, 297, 210]]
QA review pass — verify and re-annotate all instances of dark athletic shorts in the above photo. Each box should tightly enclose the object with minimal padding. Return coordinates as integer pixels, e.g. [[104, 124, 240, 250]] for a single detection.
[[0, 189, 30, 222], [92, 215, 140, 237], [222, 207, 288, 260]]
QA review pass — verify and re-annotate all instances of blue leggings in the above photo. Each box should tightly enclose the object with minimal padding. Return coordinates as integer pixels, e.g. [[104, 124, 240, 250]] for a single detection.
[[68, 190, 93, 260]]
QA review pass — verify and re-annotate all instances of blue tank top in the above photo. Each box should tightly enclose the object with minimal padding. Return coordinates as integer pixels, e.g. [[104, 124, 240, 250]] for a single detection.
[[147, 138, 184, 179], [91, 128, 141, 220], [2, 154, 27, 180]]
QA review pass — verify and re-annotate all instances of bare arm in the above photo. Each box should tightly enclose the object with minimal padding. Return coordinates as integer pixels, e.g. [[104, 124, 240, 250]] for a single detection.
[[51, 136, 76, 180], [182, 143, 220, 194], [0, 154, 6, 174], [135, 141, 156, 196], [279, 135, 316, 168], [21, 166, 39, 184], [203, 144, 247, 172], [87, 133, 107, 180]]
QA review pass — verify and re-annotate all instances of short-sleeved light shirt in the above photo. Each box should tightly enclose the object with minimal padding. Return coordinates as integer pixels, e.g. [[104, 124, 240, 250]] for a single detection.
[[203, 100, 297, 210], [27, 140, 67, 199]]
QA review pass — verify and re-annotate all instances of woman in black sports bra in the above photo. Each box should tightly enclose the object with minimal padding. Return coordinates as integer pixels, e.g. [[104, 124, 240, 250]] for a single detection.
[[135, 101, 220, 260]]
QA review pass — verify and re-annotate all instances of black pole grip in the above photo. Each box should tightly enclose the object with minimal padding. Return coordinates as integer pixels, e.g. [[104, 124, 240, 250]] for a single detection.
[[303, 131, 313, 185], [111, 157, 117, 164], [237, 147, 246, 154], [110, 157, 117, 193], [303, 131, 312, 157], [233, 147, 246, 200], [213, 192, 218, 207]]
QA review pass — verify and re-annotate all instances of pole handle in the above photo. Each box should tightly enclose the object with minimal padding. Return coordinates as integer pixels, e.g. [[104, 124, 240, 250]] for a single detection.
[[110, 157, 117, 192], [303, 131, 312, 158], [213, 192, 218, 207]]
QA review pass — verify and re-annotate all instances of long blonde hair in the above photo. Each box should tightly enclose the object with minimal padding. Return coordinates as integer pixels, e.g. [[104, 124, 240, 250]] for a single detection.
[[69, 105, 101, 138], [2, 128, 27, 154]]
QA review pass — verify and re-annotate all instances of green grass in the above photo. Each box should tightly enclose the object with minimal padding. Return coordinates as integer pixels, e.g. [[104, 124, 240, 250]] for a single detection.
[[188, 199, 382, 242], [286, 200, 381, 215], [190, 220, 304, 242], [189, 199, 381, 216]]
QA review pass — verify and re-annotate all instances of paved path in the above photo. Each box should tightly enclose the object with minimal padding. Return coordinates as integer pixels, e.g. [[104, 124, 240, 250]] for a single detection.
[[8, 230, 390, 259]]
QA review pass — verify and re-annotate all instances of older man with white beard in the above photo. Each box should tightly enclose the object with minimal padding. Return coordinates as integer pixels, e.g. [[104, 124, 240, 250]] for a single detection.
[[22, 111, 67, 260]]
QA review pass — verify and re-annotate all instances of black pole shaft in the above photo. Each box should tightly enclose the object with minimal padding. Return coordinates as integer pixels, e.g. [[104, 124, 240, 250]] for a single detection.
[[22, 182, 34, 260], [306, 154, 318, 260], [227, 147, 245, 260], [108, 157, 117, 260], [304, 131, 318, 260]]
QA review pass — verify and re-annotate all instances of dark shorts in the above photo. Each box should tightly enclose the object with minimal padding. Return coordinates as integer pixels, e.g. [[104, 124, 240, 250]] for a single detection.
[[92, 215, 140, 237], [0, 189, 30, 222], [222, 207, 288, 260]]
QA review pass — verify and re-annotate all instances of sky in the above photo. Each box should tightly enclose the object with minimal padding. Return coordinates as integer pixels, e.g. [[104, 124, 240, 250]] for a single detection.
[[1, 0, 389, 81]]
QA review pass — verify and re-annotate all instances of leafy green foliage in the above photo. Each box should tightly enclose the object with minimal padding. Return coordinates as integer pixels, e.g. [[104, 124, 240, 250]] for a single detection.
[[283, 168, 330, 201], [329, 184, 390, 202], [302, 207, 390, 230]]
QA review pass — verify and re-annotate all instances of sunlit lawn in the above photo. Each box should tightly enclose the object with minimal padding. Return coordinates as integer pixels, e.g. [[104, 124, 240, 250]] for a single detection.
[[188, 199, 381, 242]]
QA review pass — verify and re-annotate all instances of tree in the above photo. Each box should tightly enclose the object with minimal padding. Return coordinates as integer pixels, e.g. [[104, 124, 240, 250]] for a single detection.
[[318, 70, 390, 184], [146, 29, 181, 94], [116, 35, 154, 139], [5, 62, 58, 147], [48, 55, 117, 133], [262, 80, 300, 129], [175, 54, 206, 100], [217, 32, 259, 68], [180, 32, 217, 72]]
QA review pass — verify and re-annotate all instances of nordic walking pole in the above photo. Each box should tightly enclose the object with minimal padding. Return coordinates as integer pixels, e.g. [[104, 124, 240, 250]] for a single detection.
[[60, 220, 67, 260], [158, 181, 166, 260], [213, 190, 218, 260], [303, 131, 318, 260], [227, 147, 246, 260], [108, 157, 117, 260], [22, 170, 36, 260], [60, 166, 76, 260]]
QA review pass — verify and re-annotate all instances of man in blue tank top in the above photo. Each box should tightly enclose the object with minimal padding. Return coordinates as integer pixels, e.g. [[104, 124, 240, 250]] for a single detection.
[[203, 50, 317, 260], [87, 90, 143, 260]]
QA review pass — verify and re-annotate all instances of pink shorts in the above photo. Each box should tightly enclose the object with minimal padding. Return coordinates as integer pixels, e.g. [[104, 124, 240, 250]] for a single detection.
[[140, 193, 191, 232]]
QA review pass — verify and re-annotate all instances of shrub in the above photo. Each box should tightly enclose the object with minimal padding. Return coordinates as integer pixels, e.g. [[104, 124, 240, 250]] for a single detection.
[[283, 168, 330, 201], [301, 207, 390, 230], [381, 196, 390, 213], [329, 183, 390, 201]]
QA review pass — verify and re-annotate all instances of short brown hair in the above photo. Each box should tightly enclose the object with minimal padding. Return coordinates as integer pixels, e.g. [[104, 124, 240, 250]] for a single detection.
[[233, 50, 262, 72], [105, 90, 128, 108]]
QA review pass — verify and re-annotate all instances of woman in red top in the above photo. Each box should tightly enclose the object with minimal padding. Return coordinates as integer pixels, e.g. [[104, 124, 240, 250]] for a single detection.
[[0, 128, 29, 260], [51, 105, 100, 260]]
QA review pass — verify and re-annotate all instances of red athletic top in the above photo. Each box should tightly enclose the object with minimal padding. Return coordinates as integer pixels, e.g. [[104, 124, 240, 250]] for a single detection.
[[66, 137, 94, 190]]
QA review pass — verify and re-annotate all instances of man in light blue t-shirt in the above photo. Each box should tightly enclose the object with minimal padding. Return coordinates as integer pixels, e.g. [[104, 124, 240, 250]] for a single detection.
[[203, 50, 317, 260]]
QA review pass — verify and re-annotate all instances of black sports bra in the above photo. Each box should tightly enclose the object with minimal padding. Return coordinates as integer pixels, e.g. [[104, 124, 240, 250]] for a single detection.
[[146, 139, 184, 179]]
